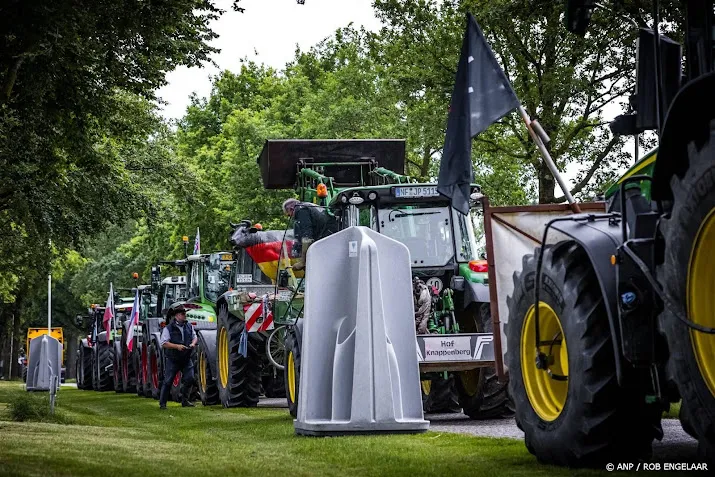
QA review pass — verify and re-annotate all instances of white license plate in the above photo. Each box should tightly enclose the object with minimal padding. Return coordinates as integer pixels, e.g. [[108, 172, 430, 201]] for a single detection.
[[236, 274, 253, 284], [278, 289, 292, 302], [394, 186, 439, 198]]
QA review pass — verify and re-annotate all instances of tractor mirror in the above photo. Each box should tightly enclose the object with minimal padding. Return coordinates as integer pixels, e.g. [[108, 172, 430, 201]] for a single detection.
[[75, 314, 84, 327], [278, 269, 290, 288], [564, 0, 596, 36]]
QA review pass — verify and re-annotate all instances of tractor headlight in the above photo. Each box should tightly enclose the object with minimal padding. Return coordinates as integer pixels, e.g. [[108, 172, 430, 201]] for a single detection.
[[368, 191, 378, 201]]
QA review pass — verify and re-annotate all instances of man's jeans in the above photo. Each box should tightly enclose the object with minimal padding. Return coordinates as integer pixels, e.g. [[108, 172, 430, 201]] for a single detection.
[[159, 357, 194, 407]]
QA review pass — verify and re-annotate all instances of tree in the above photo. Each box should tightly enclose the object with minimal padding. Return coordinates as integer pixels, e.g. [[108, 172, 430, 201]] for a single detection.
[[372, 0, 677, 204]]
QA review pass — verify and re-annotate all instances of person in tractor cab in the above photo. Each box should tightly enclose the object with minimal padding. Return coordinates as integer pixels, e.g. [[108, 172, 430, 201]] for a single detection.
[[282, 198, 337, 270], [159, 302, 197, 409]]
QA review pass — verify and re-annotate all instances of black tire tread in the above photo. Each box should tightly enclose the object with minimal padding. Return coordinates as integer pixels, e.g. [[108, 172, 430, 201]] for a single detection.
[[659, 131, 715, 463], [506, 241, 660, 467]]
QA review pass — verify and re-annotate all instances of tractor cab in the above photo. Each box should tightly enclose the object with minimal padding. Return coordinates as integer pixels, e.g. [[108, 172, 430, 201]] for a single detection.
[[156, 276, 187, 317], [182, 252, 234, 324]]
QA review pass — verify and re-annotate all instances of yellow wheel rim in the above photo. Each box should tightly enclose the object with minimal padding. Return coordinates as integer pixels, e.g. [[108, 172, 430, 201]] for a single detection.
[[218, 327, 229, 389], [458, 370, 480, 396], [421, 380, 431, 395], [199, 350, 207, 392], [287, 351, 296, 404], [687, 207, 715, 397], [521, 302, 569, 422]]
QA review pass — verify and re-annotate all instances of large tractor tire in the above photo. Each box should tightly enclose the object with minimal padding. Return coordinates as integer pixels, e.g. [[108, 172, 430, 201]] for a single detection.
[[170, 371, 183, 403], [133, 342, 144, 396], [506, 241, 661, 467], [454, 303, 514, 419], [77, 345, 93, 390], [121, 337, 137, 393], [113, 341, 123, 393], [262, 370, 286, 398], [468, 303, 514, 419], [216, 303, 262, 408], [148, 339, 163, 400], [421, 375, 461, 414], [197, 331, 219, 406], [284, 329, 301, 418], [659, 129, 715, 463], [94, 341, 114, 391], [140, 341, 152, 398]]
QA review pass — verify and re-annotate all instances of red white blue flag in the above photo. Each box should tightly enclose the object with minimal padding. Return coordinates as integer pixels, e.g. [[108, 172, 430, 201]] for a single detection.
[[126, 289, 140, 353], [102, 283, 114, 343]]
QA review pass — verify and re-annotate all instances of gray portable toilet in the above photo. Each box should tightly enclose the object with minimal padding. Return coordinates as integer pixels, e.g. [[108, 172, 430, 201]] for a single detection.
[[25, 334, 62, 392], [294, 226, 429, 435]]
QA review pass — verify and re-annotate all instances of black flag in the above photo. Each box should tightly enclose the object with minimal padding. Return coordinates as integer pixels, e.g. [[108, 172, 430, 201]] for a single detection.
[[437, 13, 519, 215]]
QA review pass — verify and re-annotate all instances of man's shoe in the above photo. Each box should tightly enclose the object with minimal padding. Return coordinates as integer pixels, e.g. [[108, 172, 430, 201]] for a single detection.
[[181, 400, 195, 407], [160, 405, 167, 410]]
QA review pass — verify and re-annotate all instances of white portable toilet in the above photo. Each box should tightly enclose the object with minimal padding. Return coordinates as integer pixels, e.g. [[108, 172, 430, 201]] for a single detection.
[[294, 226, 429, 435]]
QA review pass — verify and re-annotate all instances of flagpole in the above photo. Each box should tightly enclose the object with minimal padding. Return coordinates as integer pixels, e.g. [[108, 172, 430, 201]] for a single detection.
[[518, 105, 581, 214]]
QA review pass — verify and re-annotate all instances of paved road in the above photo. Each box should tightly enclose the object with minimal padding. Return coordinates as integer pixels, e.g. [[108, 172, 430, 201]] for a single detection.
[[427, 412, 700, 463], [261, 397, 699, 462]]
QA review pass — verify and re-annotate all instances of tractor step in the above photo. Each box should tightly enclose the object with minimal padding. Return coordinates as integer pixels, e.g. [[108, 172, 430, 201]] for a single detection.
[[417, 333, 495, 372]]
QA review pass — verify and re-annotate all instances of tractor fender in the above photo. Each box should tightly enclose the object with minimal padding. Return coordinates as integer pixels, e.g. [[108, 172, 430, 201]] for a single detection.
[[463, 282, 490, 307], [96, 331, 108, 343], [550, 217, 627, 385], [80, 338, 90, 349], [196, 329, 218, 380], [654, 72, 715, 200]]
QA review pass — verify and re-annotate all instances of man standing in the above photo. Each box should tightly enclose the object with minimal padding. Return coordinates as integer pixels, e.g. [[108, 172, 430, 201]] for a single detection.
[[159, 302, 197, 409], [282, 198, 338, 270]]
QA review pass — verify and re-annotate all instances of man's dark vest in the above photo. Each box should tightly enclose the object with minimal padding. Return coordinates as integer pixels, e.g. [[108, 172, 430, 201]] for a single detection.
[[165, 320, 193, 363]]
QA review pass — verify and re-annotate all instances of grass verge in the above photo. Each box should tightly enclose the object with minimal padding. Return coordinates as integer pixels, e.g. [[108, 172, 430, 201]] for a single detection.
[[0, 382, 606, 477]]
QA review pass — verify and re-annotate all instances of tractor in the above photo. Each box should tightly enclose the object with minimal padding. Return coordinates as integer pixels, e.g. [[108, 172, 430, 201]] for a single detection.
[[141, 265, 187, 400], [503, 0, 715, 466], [194, 227, 288, 408], [75, 303, 119, 392], [255, 139, 505, 418]]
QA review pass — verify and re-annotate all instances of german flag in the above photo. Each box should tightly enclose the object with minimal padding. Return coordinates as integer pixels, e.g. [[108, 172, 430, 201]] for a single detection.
[[230, 225, 305, 281]]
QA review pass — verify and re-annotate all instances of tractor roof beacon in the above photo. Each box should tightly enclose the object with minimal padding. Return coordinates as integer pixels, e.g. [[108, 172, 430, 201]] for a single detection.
[[502, 0, 715, 467], [257, 139, 509, 419]]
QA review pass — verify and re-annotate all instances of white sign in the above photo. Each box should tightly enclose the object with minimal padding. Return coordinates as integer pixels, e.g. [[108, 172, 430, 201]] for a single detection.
[[349, 241, 358, 257], [394, 186, 439, 198], [423, 335, 472, 361], [236, 274, 253, 284]]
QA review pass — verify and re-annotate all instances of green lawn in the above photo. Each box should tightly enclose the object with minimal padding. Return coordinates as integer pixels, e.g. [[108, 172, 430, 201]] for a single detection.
[[0, 382, 607, 477]]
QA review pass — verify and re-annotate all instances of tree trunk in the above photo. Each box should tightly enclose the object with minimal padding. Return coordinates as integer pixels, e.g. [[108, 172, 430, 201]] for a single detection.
[[538, 163, 556, 203]]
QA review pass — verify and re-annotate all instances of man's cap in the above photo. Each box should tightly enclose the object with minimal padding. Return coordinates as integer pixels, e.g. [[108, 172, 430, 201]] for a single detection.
[[167, 301, 198, 316]]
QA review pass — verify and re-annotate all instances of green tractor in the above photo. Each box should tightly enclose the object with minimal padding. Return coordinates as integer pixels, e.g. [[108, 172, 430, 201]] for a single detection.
[[257, 139, 504, 418], [194, 228, 288, 408], [504, 0, 715, 466]]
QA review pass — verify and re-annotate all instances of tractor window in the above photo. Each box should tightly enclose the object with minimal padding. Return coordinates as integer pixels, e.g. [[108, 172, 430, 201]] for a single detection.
[[454, 210, 479, 262], [203, 254, 232, 303], [188, 262, 200, 300], [161, 284, 186, 312], [235, 250, 272, 285], [377, 205, 454, 267]]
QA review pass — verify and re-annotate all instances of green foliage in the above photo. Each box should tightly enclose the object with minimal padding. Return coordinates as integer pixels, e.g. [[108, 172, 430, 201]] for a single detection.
[[6, 389, 73, 424]]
